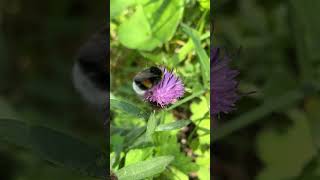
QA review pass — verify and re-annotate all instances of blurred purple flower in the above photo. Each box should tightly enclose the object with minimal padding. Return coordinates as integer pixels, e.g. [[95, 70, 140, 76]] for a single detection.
[[144, 67, 184, 107], [211, 48, 239, 115]]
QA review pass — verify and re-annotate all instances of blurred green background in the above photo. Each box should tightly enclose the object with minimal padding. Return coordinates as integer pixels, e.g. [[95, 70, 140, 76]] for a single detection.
[[0, 0, 106, 179], [213, 0, 320, 179]]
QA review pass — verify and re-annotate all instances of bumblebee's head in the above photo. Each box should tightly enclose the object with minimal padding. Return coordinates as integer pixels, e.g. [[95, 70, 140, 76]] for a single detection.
[[132, 66, 163, 96]]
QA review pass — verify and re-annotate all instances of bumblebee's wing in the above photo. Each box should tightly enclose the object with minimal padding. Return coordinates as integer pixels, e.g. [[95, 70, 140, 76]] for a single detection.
[[133, 70, 157, 81], [73, 26, 109, 110]]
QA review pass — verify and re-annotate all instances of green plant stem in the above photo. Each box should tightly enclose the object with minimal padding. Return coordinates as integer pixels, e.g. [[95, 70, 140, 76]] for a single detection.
[[166, 89, 207, 111], [187, 112, 209, 143]]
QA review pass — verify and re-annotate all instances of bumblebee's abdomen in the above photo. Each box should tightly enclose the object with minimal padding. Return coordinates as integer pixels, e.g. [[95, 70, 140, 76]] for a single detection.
[[134, 79, 150, 90], [133, 66, 163, 96]]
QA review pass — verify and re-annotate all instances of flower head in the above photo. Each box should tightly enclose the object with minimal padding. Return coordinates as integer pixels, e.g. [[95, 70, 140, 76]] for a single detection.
[[211, 48, 239, 115], [144, 67, 184, 107]]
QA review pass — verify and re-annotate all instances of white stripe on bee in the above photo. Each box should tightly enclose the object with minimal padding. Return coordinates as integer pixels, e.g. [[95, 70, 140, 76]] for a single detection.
[[132, 81, 146, 96], [73, 62, 107, 107]]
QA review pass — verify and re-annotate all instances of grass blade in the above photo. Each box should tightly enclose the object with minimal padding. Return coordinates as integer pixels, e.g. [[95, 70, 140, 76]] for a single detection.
[[181, 23, 209, 85]]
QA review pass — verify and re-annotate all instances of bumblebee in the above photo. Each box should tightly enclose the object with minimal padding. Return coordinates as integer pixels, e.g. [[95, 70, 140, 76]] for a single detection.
[[132, 66, 163, 96]]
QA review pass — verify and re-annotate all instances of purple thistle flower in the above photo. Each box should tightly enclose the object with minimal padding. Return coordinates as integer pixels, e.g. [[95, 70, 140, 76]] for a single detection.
[[144, 67, 184, 107], [211, 48, 239, 115]]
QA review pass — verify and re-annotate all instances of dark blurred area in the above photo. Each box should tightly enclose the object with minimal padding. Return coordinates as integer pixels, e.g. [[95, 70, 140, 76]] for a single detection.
[[0, 0, 106, 179], [213, 0, 320, 180]]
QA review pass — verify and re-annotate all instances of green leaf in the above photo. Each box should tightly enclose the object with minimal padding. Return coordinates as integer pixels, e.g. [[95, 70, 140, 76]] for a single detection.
[[155, 120, 191, 132], [127, 113, 158, 149], [110, 0, 136, 19], [118, 0, 184, 51], [123, 127, 146, 149], [29, 125, 105, 178], [0, 119, 30, 148], [125, 148, 153, 166], [181, 24, 209, 85], [263, 65, 298, 99], [293, 156, 320, 180], [129, 135, 153, 149], [115, 156, 174, 180], [190, 96, 209, 121], [111, 135, 125, 168], [0, 118, 105, 178], [195, 150, 210, 180], [175, 32, 210, 64], [118, 5, 156, 51], [291, 0, 320, 81], [110, 98, 149, 120], [198, 0, 210, 10], [197, 119, 210, 144], [305, 96, 320, 149], [111, 135, 125, 152], [155, 133, 199, 174], [165, 167, 189, 180], [256, 110, 316, 180], [0, 99, 18, 119], [167, 89, 207, 111], [146, 112, 157, 141]]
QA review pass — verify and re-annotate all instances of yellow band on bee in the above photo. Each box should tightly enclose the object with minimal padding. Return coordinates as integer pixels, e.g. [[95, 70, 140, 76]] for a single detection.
[[143, 79, 152, 88]]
